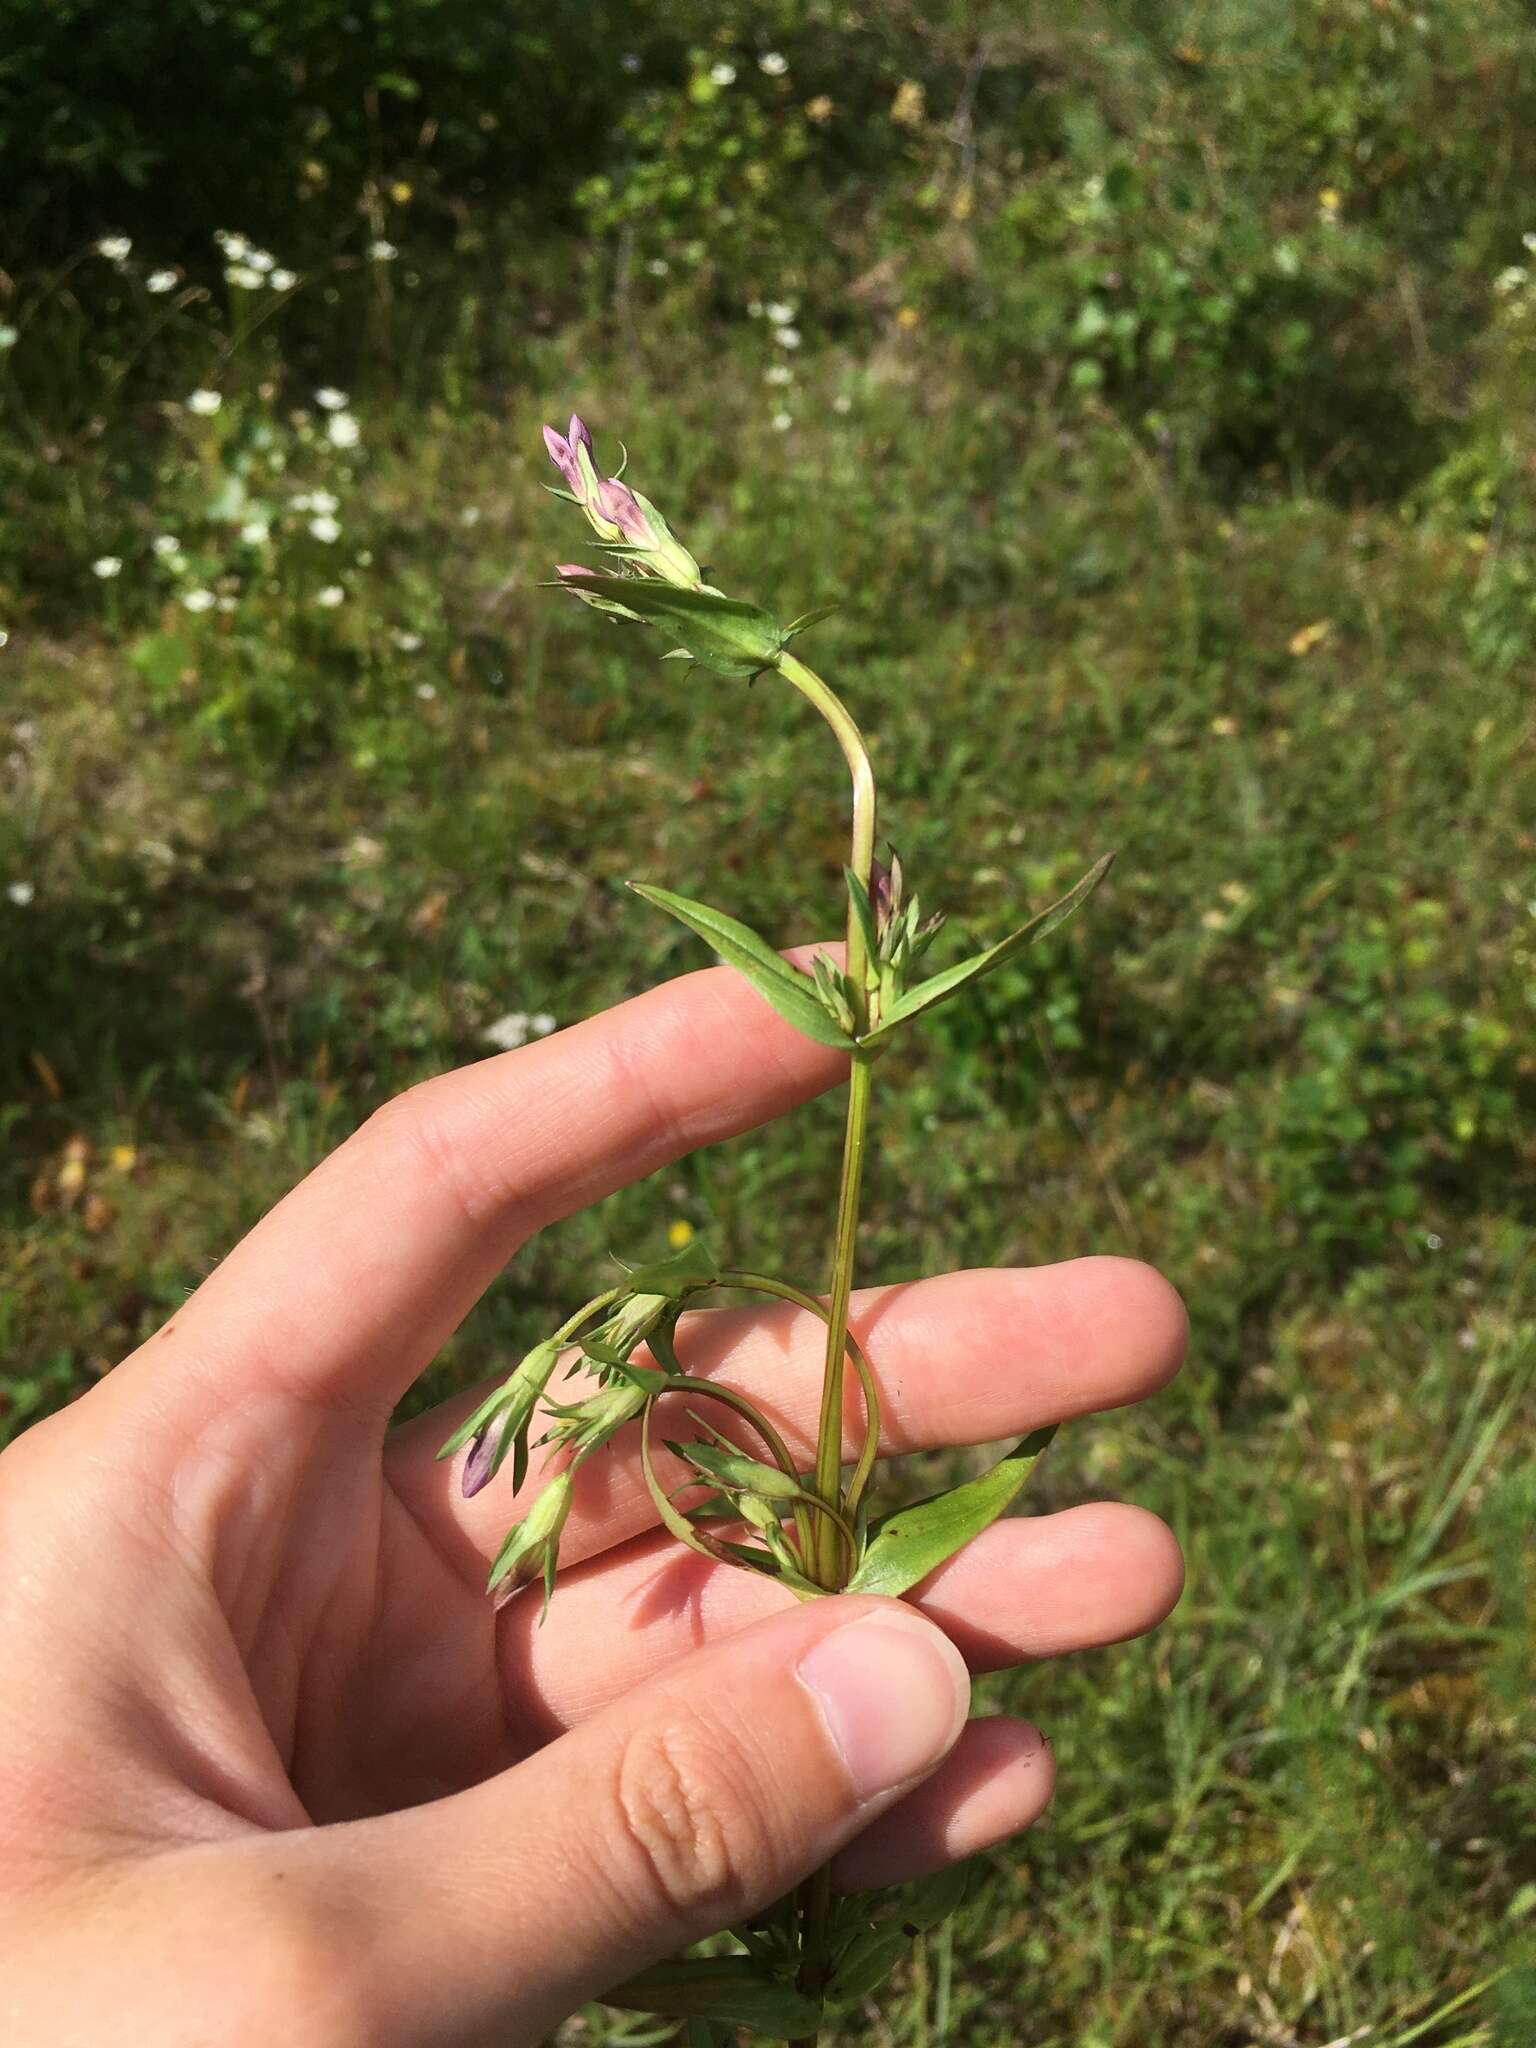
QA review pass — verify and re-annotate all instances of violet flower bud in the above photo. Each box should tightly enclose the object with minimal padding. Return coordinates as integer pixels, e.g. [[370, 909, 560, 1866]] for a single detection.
[[461, 1424, 499, 1498]]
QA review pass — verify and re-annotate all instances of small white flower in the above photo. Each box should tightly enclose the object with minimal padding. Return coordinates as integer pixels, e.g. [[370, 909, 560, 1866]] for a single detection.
[[96, 235, 132, 262], [765, 300, 797, 325], [1523, 231, 1536, 253], [747, 299, 764, 318], [181, 588, 216, 612], [92, 555, 123, 579], [368, 237, 398, 262], [245, 248, 275, 273], [460, 506, 481, 526], [832, 393, 853, 414], [773, 325, 801, 349], [225, 264, 264, 289], [391, 629, 424, 651], [214, 230, 250, 259], [482, 1011, 557, 1051], [314, 386, 349, 411], [1495, 265, 1528, 295], [759, 51, 788, 75], [145, 269, 179, 294], [709, 60, 737, 86], [152, 534, 181, 558], [0, 628, 9, 647], [772, 411, 793, 431], [186, 388, 223, 415], [0, 325, 17, 350], [239, 519, 271, 545], [6, 881, 34, 906], [765, 363, 793, 385], [315, 583, 346, 607], [309, 489, 339, 514], [326, 411, 361, 448], [268, 267, 298, 291], [647, 257, 670, 276], [415, 682, 437, 700], [621, 51, 642, 73], [309, 514, 341, 543], [216, 594, 239, 612]]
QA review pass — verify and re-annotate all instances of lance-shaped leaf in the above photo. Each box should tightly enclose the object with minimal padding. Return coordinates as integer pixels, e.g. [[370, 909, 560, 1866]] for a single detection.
[[606, 1957, 822, 2037], [827, 1926, 909, 2006], [667, 1437, 806, 1501], [844, 1426, 1058, 1599], [611, 1234, 721, 1298], [858, 854, 1115, 1048], [554, 575, 786, 678], [631, 882, 855, 1051]]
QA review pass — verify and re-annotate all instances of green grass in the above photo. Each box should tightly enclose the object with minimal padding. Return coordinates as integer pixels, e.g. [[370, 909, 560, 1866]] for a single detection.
[[3, 343, 1533, 2044]]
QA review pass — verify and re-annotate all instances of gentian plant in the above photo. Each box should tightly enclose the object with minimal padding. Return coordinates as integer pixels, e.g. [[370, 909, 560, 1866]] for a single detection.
[[439, 416, 1113, 2045]]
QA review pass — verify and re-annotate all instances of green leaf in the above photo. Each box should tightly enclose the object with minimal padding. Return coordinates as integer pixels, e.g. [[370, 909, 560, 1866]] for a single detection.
[[843, 866, 882, 973], [667, 1438, 804, 1500], [612, 1236, 721, 1297], [606, 1957, 822, 2038], [845, 1426, 1058, 1598], [827, 1925, 909, 2005], [889, 1859, 972, 1932], [784, 600, 840, 638], [860, 854, 1114, 1047], [631, 882, 855, 1050], [554, 575, 786, 679]]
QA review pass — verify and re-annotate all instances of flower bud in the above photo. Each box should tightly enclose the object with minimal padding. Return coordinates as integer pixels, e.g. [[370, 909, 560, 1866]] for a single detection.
[[487, 1469, 575, 1603]]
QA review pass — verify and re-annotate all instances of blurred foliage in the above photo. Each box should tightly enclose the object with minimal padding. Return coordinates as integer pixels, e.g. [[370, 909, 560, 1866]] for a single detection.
[[3, 2, 1536, 2042]]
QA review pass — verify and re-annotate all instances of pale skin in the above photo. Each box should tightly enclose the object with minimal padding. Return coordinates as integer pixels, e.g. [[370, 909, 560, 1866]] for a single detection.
[[0, 955, 1186, 2048]]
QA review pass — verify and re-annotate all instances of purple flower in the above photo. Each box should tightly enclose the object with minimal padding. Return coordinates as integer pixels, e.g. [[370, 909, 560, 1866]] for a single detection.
[[461, 1424, 499, 1498], [541, 414, 594, 496]]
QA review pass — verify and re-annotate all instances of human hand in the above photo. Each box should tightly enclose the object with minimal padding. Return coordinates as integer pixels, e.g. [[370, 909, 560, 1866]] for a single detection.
[[0, 959, 1185, 2048]]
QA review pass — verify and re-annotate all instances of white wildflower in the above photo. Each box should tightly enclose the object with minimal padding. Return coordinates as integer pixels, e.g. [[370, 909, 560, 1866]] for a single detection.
[[152, 534, 181, 558], [216, 594, 239, 612], [309, 489, 339, 514], [7, 881, 35, 906], [1523, 231, 1536, 253], [245, 248, 275, 273], [765, 363, 793, 385], [314, 386, 348, 411], [460, 506, 481, 526], [647, 257, 670, 276], [832, 393, 853, 414], [181, 588, 216, 612], [391, 629, 424, 651], [214, 230, 250, 259], [1495, 265, 1527, 296], [482, 1011, 557, 1051], [225, 264, 264, 289], [186, 388, 222, 415], [268, 267, 298, 291], [315, 583, 346, 607], [765, 300, 797, 325], [415, 682, 437, 700], [239, 519, 271, 545], [0, 325, 17, 350], [759, 52, 788, 75], [326, 412, 361, 449], [92, 556, 123, 579], [368, 237, 398, 262], [747, 299, 764, 317], [308, 514, 341, 543], [773, 325, 801, 349], [145, 269, 179, 294], [709, 61, 737, 86], [772, 411, 793, 431], [96, 236, 132, 262]]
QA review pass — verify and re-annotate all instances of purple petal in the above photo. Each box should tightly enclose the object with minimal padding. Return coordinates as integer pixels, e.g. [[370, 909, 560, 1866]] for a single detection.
[[541, 423, 582, 494], [461, 1427, 498, 1498], [594, 477, 652, 544], [567, 414, 594, 456], [555, 563, 589, 577]]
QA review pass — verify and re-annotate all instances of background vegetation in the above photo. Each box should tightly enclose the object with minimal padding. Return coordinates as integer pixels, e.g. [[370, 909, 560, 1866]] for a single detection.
[[2, 3, 1533, 2042]]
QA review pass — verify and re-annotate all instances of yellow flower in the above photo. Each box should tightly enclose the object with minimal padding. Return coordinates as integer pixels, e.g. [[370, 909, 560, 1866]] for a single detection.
[[667, 1218, 696, 1250]]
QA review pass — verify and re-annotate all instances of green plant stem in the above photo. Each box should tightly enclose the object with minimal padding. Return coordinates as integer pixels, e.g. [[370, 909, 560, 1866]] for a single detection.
[[809, 1050, 875, 1588]]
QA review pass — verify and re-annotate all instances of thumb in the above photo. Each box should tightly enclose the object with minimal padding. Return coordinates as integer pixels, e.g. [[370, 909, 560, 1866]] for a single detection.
[[321, 1594, 969, 2047]]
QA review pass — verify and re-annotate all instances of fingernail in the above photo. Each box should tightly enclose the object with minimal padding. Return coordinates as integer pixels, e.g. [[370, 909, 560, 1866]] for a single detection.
[[797, 1610, 969, 1802]]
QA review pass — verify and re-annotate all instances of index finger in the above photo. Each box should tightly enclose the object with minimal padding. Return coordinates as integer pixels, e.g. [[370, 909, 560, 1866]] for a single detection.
[[121, 953, 847, 1419]]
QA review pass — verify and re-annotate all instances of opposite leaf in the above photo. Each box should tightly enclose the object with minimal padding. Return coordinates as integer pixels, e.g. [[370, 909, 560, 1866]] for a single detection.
[[606, 1957, 822, 2038], [630, 882, 855, 1050], [845, 1426, 1058, 1599], [860, 853, 1115, 1047], [555, 575, 786, 679]]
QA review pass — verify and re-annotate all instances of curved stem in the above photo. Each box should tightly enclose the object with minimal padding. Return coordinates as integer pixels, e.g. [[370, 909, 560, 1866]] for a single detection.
[[774, 649, 878, 1008], [716, 1274, 882, 1521]]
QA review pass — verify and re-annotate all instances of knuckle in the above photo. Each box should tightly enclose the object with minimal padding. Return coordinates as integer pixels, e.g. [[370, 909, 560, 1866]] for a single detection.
[[613, 1708, 776, 1931], [363, 1078, 510, 1229]]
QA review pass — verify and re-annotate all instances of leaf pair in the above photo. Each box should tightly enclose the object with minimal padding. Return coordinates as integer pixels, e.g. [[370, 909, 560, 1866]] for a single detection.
[[553, 575, 786, 679], [631, 854, 1114, 1055]]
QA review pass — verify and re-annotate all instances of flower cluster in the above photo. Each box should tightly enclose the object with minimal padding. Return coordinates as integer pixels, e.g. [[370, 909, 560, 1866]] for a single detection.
[[542, 415, 703, 599]]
